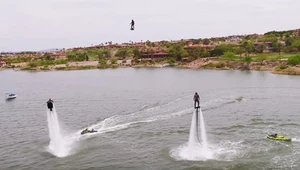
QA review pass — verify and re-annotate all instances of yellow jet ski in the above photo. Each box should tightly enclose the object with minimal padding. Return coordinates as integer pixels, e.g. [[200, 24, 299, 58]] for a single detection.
[[267, 134, 291, 141]]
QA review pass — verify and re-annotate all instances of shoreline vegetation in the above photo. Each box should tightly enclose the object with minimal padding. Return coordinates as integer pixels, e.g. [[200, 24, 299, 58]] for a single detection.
[[1, 29, 300, 75]]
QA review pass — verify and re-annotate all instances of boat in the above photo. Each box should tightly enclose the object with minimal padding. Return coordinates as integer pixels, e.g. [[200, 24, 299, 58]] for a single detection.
[[5, 92, 17, 100], [267, 134, 291, 141], [81, 128, 97, 135]]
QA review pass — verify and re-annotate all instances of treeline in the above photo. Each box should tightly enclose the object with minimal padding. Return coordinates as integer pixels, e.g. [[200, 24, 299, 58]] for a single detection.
[[66, 49, 112, 61], [4, 57, 32, 64], [27, 59, 67, 68]]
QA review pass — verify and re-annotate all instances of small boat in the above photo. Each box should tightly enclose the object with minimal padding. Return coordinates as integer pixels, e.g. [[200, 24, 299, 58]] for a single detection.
[[267, 134, 291, 141], [5, 92, 17, 100], [81, 128, 97, 135]]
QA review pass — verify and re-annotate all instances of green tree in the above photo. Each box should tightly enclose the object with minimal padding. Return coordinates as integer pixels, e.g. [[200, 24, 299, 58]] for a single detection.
[[168, 58, 176, 66], [256, 44, 266, 53], [210, 44, 236, 57], [285, 37, 294, 46], [210, 48, 224, 57], [272, 42, 283, 55], [243, 56, 252, 69], [78, 52, 88, 61], [169, 45, 188, 61], [257, 34, 277, 42], [115, 49, 128, 59], [234, 47, 245, 57], [133, 48, 142, 59], [244, 56, 252, 64], [110, 58, 117, 64], [98, 59, 107, 65], [257, 55, 267, 65], [292, 39, 300, 52], [223, 52, 235, 61], [203, 38, 210, 45], [190, 39, 201, 44], [188, 48, 204, 60], [243, 42, 255, 55], [67, 52, 77, 61], [42, 53, 53, 60]]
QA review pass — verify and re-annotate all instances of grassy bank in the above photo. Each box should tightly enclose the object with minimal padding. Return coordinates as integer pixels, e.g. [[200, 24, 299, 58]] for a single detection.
[[273, 65, 300, 75]]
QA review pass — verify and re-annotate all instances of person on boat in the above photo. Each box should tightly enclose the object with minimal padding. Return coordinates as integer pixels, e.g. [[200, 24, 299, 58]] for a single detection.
[[130, 19, 135, 30], [270, 134, 278, 138], [194, 92, 200, 109], [47, 98, 54, 111], [81, 128, 88, 134]]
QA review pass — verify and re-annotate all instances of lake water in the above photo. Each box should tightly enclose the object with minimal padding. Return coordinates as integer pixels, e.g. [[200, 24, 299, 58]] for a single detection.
[[1, 68, 300, 170]]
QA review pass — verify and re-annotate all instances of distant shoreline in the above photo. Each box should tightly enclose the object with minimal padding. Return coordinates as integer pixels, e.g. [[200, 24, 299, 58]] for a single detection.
[[2, 59, 300, 76]]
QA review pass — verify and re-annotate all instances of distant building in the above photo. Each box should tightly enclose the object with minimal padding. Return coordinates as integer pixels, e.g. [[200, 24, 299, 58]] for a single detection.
[[183, 43, 215, 50], [141, 52, 169, 59], [253, 42, 273, 53]]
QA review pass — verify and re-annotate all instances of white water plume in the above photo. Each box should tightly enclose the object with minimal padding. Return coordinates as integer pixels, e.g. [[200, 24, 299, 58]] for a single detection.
[[171, 108, 214, 161], [46, 106, 74, 157], [199, 109, 208, 149]]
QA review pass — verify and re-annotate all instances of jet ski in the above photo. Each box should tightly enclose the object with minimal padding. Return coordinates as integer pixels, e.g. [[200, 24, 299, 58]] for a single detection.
[[81, 128, 97, 135], [267, 134, 291, 141]]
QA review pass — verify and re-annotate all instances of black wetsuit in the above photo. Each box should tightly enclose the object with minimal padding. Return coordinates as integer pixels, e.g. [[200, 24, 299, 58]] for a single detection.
[[47, 100, 53, 111], [194, 94, 200, 108], [130, 20, 135, 30]]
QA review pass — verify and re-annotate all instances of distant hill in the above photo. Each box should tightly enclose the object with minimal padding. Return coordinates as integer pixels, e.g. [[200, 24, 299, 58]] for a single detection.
[[37, 48, 63, 53], [1, 48, 63, 54]]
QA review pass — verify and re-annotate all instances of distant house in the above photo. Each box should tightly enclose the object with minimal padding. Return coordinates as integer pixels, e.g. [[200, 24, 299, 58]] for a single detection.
[[141, 52, 169, 59], [253, 42, 273, 52], [183, 43, 215, 50]]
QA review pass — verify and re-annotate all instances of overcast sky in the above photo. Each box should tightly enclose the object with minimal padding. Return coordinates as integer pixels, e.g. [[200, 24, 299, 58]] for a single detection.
[[0, 0, 299, 51]]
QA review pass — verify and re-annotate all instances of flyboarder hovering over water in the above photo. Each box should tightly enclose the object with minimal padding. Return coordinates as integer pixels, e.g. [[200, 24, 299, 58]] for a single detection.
[[47, 98, 54, 111], [194, 92, 200, 109]]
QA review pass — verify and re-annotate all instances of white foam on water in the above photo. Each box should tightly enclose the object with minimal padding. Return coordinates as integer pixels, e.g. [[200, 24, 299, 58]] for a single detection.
[[171, 108, 214, 161], [170, 140, 244, 161], [170, 107, 245, 161], [46, 106, 75, 158]]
